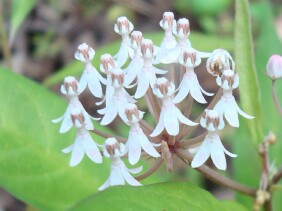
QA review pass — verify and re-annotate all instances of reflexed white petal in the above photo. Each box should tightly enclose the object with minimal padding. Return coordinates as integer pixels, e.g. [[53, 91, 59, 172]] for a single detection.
[[151, 111, 165, 137], [98, 178, 111, 191], [161, 47, 181, 64], [60, 85, 67, 95], [213, 98, 224, 117], [62, 144, 73, 153], [59, 113, 73, 133], [82, 110, 94, 130], [79, 71, 88, 93], [70, 139, 85, 167], [191, 138, 211, 168], [127, 166, 143, 174], [173, 78, 189, 104], [124, 61, 137, 85], [127, 133, 142, 165], [224, 99, 239, 127], [100, 105, 118, 125], [200, 86, 214, 97], [153, 67, 167, 75], [97, 107, 106, 115], [121, 163, 142, 186], [154, 47, 166, 64], [110, 165, 125, 186], [164, 107, 179, 136], [197, 51, 212, 58], [210, 136, 227, 170], [52, 115, 64, 123], [189, 146, 199, 154], [216, 76, 222, 87], [82, 132, 102, 163], [139, 133, 160, 158], [135, 74, 150, 99], [115, 44, 129, 67], [105, 86, 115, 106], [174, 106, 198, 126], [235, 101, 254, 119], [232, 74, 239, 89], [88, 72, 103, 98], [190, 76, 207, 104]]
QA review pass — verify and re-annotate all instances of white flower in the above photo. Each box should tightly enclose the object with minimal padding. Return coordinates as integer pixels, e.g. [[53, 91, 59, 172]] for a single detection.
[[52, 76, 95, 133], [154, 12, 177, 64], [114, 16, 134, 67], [214, 69, 254, 127], [98, 68, 136, 125], [206, 49, 235, 76], [266, 54, 282, 80], [135, 39, 167, 99], [75, 43, 106, 98], [151, 78, 197, 136], [173, 48, 214, 104], [62, 108, 102, 166], [124, 31, 144, 86], [98, 138, 142, 191], [191, 109, 237, 170], [124, 103, 160, 165]]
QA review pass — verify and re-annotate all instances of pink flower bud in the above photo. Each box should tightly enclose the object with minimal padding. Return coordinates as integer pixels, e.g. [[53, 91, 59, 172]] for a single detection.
[[266, 54, 282, 80]]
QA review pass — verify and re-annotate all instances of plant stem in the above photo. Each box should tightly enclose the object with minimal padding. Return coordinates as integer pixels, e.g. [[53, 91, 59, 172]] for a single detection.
[[175, 148, 256, 196], [271, 80, 282, 117], [135, 158, 163, 181], [0, 1, 13, 70], [91, 129, 127, 143], [144, 88, 160, 122], [269, 167, 282, 187], [178, 133, 207, 148]]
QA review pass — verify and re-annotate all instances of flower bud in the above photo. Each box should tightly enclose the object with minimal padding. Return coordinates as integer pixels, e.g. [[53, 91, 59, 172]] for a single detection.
[[216, 69, 239, 90], [200, 109, 224, 131], [74, 43, 95, 63], [114, 16, 134, 35], [160, 12, 175, 30], [141, 39, 154, 58], [61, 76, 80, 96], [267, 131, 276, 144], [174, 18, 190, 38], [131, 31, 143, 50], [100, 54, 116, 74], [179, 48, 201, 68], [103, 138, 125, 158], [266, 54, 282, 80], [70, 108, 85, 128]]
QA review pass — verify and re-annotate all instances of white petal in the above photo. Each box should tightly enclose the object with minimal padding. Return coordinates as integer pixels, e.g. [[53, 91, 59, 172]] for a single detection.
[[79, 71, 88, 93], [210, 136, 227, 170], [82, 109, 94, 130], [110, 164, 126, 186], [100, 104, 118, 125], [190, 75, 207, 104], [151, 110, 165, 137], [115, 44, 129, 67], [163, 107, 179, 136], [173, 78, 190, 104], [59, 112, 73, 133], [70, 138, 85, 167], [139, 132, 160, 158], [127, 166, 143, 174], [98, 178, 111, 191], [82, 132, 102, 163], [153, 67, 167, 75], [88, 71, 103, 98], [62, 144, 73, 153], [161, 47, 181, 64], [200, 86, 214, 97], [174, 106, 198, 126], [127, 132, 142, 165], [224, 98, 239, 127], [191, 138, 211, 168], [121, 163, 142, 186], [52, 115, 64, 123], [134, 74, 150, 99], [197, 51, 212, 58], [235, 101, 254, 119], [189, 146, 199, 154]]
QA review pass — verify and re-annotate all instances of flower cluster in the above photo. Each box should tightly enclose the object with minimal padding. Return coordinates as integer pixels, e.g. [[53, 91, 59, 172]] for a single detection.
[[53, 13, 254, 190]]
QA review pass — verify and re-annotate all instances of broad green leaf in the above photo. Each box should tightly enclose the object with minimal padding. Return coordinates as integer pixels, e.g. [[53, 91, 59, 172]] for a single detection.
[[69, 182, 247, 211], [43, 32, 233, 87], [234, 0, 263, 145], [10, 0, 36, 41]]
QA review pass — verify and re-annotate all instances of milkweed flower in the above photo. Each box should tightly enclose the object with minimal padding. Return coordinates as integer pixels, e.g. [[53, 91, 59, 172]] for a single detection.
[[124, 31, 144, 86], [266, 54, 282, 80], [98, 138, 142, 191], [114, 16, 134, 67], [154, 12, 177, 64], [206, 49, 235, 76], [74, 43, 106, 98], [214, 69, 254, 127], [124, 103, 160, 165], [62, 108, 102, 166], [191, 109, 237, 170], [135, 39, 167, 99], [151, 77, 197, 137], [98, 67, 136, 125], [173, 48, 214, 104], [52, 76, 95, 133]]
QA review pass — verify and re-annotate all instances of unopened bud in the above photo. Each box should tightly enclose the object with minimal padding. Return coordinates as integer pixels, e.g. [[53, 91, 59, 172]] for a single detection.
[[161, 141, 173, 172], [266, 54, 282, 80]]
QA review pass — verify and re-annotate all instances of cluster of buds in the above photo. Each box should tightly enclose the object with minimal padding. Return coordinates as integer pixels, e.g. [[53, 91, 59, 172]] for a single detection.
[[53, 13, 254, 191]]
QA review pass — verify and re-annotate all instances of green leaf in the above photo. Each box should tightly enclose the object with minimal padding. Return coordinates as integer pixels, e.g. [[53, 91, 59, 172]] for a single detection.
[[69, 182, 247, 211], [234, 0, 264, 145], [43, 32, 233, 87], [10, 0, 36, 41], [0, 68, 111, 210]]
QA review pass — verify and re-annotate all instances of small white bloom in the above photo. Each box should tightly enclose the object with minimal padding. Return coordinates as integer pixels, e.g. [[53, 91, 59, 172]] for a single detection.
[[52, 77, 95, 133], [214, 70, 254, 127], [135, 39, 167, 99], [62, 108, 102, 166], [206, 49, 235, 76], [266, 54, 282, 80], [114, 16, 134, 67], [174, 48, 214, 104], [124, 103, 160, 165], [99, 138, 142, 191], [75, 43, 106, 98], [191, 109, 236, 170], [154, 12, 177, 64], [98, 68, 136, 125], [151, 78, 198, 136], [124, 31, 144, 86]]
